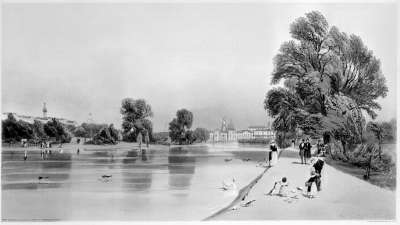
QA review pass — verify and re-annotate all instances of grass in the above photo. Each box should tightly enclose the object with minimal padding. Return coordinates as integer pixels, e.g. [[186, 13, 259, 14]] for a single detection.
[[325, 157, 396, 191]]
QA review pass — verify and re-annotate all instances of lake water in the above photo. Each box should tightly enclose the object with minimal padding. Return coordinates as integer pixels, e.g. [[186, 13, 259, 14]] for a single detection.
[[2, 143, 267, 221]]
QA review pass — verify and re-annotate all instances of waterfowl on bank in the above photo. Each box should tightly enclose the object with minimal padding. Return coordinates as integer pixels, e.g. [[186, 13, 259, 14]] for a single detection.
[[241, 199, 256, 207], [224, 158, 232, 162], [38, 176, 49, 183], [222, 178, 237, 191]]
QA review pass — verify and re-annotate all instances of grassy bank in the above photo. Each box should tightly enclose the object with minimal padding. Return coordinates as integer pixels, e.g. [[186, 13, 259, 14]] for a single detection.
[[325, 157, 396, 191]]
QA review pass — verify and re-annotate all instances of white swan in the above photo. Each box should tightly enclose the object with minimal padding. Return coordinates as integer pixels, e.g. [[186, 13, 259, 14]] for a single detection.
[[222, 178, 237, 191]]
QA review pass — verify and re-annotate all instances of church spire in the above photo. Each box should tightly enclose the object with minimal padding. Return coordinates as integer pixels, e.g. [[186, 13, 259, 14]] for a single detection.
[[42, 102, 47, 118]]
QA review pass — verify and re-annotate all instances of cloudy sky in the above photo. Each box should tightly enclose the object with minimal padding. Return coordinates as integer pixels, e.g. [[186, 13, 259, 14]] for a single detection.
[[2, 3, 397, 131]]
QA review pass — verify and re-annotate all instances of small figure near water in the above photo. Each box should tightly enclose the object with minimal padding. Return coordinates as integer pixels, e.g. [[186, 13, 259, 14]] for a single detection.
[[23, 150, 27, 161], [77, 148, 80, 155], [269, 140, 278, 166]]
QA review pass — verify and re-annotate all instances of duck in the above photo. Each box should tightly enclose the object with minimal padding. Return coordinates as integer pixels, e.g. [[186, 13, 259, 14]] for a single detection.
[[241, 199, 256, 207], [224, 158, 232, 162], [222, 178, 237, 191], [38, 176, 49, 183]]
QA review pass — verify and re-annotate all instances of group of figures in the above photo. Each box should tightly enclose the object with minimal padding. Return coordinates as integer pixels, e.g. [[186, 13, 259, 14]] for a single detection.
[[265, 138, 326, 200], [298, 138, 312, 164], [267, 156, 325, 200]]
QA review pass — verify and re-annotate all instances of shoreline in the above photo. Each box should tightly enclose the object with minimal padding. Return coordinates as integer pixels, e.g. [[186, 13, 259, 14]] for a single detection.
[[203, 148, 284, 220], [203, 166, 270, 221]]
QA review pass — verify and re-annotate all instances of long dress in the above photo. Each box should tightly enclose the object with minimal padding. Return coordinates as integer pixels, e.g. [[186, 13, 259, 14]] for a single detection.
[[270, 144, 278, 166]]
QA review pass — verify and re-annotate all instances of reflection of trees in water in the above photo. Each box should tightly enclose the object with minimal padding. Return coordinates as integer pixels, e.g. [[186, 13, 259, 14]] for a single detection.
[[122, 150, 139, 164], [168, 148, 196, 189], [90, 151, 116, 165], [121, 150, 153, 191], [121, 171, 152, 192], [40, 153, 72, 182]]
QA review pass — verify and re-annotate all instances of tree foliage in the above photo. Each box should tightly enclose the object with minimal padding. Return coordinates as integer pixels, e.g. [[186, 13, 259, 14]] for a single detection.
[[120, 98, 153, 142], [2, 114, 71, 143], [2, 114, 34, 142], [85, 124, 119, 145], [193, 128, 210, 142], [264, 11, 388, 149], [44, 118, 72, 143], [169, 109, 194, 144]]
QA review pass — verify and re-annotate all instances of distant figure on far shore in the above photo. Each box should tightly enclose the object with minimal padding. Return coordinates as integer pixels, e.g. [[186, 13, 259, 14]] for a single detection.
[[77, 148, 80, 155], [299, 139, 305, 164], [145, 131, 150, 149], [137, 132, 143, 151], [24, 150, 27, 161]]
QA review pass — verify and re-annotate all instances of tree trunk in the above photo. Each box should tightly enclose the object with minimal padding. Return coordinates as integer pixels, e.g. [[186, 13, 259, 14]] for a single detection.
[[378, 139, 382, 160], [341, 139, 347, 157]]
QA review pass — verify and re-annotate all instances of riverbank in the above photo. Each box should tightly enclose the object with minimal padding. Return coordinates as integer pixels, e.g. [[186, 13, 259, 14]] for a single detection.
[[211, 147, 396, 220]]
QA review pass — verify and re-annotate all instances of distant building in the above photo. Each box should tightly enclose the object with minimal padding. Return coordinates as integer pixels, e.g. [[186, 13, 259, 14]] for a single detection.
[[2, 103, 78, 127], [209, 117, 236, 142], [209, 118, 275, 142]]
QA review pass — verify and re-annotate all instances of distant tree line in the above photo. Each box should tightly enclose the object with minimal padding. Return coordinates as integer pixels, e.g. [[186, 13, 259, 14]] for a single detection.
[[119, 98, 209, 145], [2, 113, 72, 143]]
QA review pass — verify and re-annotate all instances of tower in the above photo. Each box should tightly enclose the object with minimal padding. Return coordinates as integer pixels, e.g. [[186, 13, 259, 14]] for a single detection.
[[42, 102, 47, 118], [221, 117, 227, 132]]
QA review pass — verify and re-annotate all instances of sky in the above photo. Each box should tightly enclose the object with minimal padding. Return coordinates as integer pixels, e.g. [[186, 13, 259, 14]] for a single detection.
[[2, 3, 397, 132]]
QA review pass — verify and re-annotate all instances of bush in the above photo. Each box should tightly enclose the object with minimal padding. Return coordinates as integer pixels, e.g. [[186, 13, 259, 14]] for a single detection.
[[84, 124, 118, 145]]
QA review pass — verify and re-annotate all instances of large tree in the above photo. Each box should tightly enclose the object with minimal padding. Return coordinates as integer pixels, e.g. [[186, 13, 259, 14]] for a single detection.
[[264, 11, 388, 152], [120, 98, 153, 142], [169, 109, 194, 144]]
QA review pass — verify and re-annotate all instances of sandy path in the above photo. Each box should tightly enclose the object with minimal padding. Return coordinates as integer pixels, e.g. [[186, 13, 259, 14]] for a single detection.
[[213, 147, 396, 220]]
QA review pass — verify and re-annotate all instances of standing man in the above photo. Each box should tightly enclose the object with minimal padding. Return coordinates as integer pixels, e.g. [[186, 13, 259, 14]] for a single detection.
[[299, 139, 305, 164], [304, 138, 312, 164]]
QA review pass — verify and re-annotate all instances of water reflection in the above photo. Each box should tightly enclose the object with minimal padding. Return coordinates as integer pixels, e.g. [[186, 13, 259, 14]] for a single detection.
[[2, 152, 72, 190], [121, 149, 153, 192], [168, 147, 196, 190]]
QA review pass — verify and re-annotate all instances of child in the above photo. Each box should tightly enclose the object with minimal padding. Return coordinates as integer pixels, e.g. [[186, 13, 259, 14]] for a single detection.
[[266, 177, 289, 197]]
